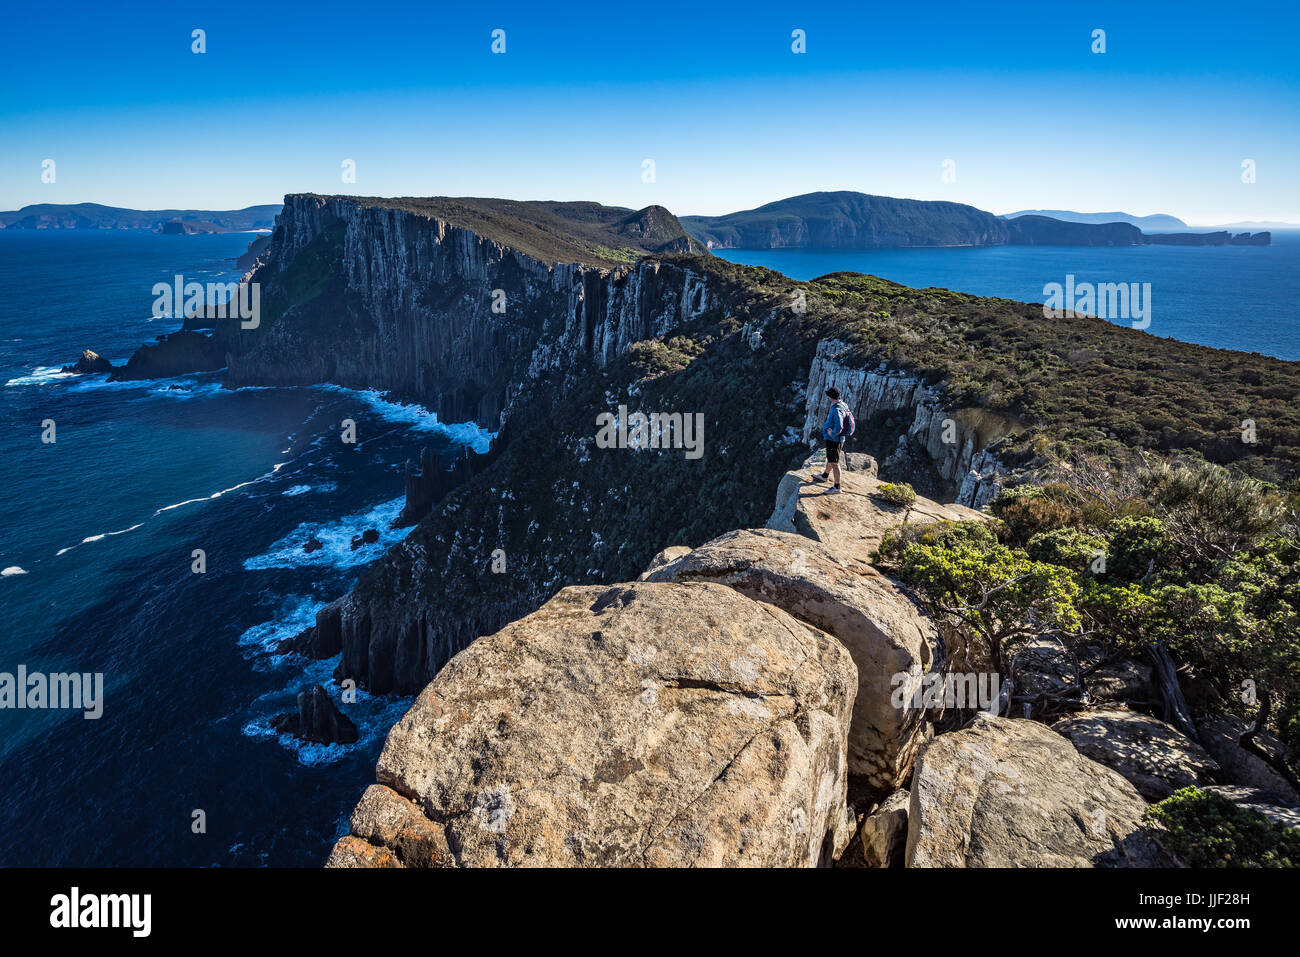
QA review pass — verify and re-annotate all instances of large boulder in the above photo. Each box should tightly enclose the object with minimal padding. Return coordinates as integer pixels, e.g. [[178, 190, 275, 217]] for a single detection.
[[327, 785, 455, 868], [1051, 707, 1220, 800], [1198, 715, 1300, 801], [766, 455, 983, 568], [637, 545, 692, 580], [330, 580, 858, 867], [906, 713, 1165, 867], [858, 789, 909, 868], [647, 527, 935, 797]]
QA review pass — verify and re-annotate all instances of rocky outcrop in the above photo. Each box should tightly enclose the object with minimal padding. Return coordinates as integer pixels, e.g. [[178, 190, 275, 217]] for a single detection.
[[330, 580, 857, 867], [1200, 786, 1300, 829], [270, 684, 358, 745], [1198, 715, 1300, 801], [108, 330, 224, 381], [637, 545, 692, 580], [766, 453, 984, 568], [328, 785, 455, 868], [1051, 707, 1220, 800], [394, 438, 502, 528], [646, 527, 936, 798], [278, 600, 343, 658], [906, 713, 1166, 867], [1146, 231, 1271, 246], [857, 789, 909, 868], [800, 340, 1010, 506], [219, 195, 721, 428], [236, 233, 272, 272], [60, 349, 114, 375], [1003, 215, 1142, 246]]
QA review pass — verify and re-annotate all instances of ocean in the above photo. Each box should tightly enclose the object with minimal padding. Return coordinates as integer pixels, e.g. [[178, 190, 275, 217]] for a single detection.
[[0, 228, 1295, 867], [0, 231, 490, 865], [715, 232, 1300, 361]]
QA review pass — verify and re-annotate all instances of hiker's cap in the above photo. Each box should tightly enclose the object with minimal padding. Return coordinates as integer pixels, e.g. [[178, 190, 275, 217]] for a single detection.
[[825, 387, 841, 400]]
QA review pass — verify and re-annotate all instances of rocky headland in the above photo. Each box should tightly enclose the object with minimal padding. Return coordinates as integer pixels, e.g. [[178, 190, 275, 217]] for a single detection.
[[103, 191, 1300, 867]]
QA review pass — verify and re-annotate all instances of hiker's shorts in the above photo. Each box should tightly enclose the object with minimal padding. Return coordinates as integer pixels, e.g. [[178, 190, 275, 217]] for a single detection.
[[824, 439, 841, 464]]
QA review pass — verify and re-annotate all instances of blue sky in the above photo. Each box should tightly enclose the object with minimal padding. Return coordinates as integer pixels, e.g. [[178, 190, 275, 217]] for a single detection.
[[1, 0, 1297, 223]]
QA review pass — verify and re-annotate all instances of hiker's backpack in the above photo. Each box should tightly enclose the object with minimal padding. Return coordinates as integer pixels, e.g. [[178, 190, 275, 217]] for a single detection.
[[838, 401, 855, 439]]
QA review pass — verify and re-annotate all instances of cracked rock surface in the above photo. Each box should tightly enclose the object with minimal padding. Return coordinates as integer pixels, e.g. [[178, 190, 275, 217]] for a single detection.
[[329, 580, 857, 867]]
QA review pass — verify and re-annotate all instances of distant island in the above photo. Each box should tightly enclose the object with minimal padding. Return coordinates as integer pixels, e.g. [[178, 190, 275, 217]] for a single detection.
[[1003, 209, 1300, 232], [681, 192, 1271, 249], [0, 202, 280, 232], [1000, 209, 1189, 230]]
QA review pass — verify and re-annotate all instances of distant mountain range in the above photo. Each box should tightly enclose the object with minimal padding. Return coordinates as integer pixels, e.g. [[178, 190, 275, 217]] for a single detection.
[[682, 192, 1271, 248], [1000, 209, 1189, 230], [1002, 209, 1299, 232], [0, 202, 281, 231], [2, 196, 1284, 247]]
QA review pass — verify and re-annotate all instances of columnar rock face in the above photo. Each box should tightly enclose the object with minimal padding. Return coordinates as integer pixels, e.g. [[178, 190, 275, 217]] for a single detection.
[[646, 527, 935, 797], [801, 340, 1008, 507], [1051, 708, 1221, 800], [906, 713, 1166, 868], [329, 580, 858, 867], [223, 195, 719, 428]]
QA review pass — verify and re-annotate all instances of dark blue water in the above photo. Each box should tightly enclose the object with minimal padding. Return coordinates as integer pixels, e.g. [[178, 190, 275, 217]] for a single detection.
[[0, 232, 489, 866], [716, 233, 1300, 361]]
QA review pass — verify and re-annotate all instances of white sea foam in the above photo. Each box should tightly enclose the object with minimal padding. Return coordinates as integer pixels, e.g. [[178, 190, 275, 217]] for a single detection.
[[240, 654, 413, 767], [153, 468, 282, 516], [238, 594, 326, 654], [316, 384, 495, 452], [243, 496, 410, 571], [281, 482, 336, 497], [53, 466, 284, 557], [4, 365, 78, 387], [54, 523, 144, 556]]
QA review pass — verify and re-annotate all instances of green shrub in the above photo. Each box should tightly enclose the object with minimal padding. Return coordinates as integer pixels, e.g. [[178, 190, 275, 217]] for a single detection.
[[1104, 515, 1174, 581], [1145, 787, 1300, 868], [891, 520, 1081, 671], [991, 483, 1081, 544], [878, 481, 917, 509], [1026, 526, 1108, 572]]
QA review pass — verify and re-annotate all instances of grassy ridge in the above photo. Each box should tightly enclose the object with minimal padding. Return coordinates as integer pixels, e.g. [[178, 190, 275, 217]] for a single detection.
[[675, 256, 1300, 483], [309, 194, 706, 268]]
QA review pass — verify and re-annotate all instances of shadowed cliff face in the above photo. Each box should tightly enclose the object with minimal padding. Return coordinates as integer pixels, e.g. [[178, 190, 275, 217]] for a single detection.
[[220, 195, 832, 694], [219, 195, 717, 427], [232, 195, 1300, 699]]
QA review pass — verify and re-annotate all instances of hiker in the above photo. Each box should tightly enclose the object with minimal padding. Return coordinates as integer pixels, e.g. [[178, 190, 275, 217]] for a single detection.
[[812, 387, 854, 493]]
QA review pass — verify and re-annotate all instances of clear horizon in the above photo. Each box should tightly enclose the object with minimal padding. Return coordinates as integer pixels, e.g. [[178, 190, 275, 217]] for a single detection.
[[2, 0, 1297, 224]]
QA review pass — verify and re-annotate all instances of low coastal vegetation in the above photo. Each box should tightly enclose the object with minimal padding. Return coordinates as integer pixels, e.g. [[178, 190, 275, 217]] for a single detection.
[[678, 256, 1300, 484], [876, 455, 1300, 774], [325, 194, 705, 267], [1146, 787, 1300, 867]]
